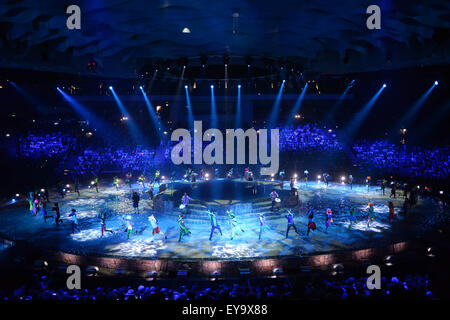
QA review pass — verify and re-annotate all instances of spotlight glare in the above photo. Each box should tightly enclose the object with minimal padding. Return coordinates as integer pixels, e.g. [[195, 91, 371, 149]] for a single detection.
[[109, 86, 113, 90], [238, 85, 241, 89], [139, 86, 143, 90], [210, 85, 214, 89], [434, 81, 438, 86], [382, 83, 387, 88], [185, 85, 188, 89]]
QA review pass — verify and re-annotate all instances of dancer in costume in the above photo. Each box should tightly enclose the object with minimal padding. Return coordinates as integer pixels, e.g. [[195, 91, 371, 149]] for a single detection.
[[208, 209, 222, 240], [307, 209, 316, 236], [148, 214, 167, 240], [390, 182, 397, 198], [52, 202, 62, 225], [227, 209, 245, 240], [388, 201, 395, 223], [43, 188, 49, 202], [258, 213, 270, 240], [27, 192, 34, 215], [348, 206, 357, 229], [381, 179, 387, 195], [348, 174, 353, 190], [270, 189, 279, 211], [226, 168, 233, 179], [304, 169, 309, 185], [99, 211, 113, 237], [155, 170, 161, 184], [181, 193, 191, 213], [325, 209, 333, 233], [178, 215, 191, 242], [285, 209, 299, 238], [132, 192, 140, 213], [92, 177, 99, 193], [113, 176, 119, 191], [138, 174, 146, 188], [366, 176, 371, 192], [74, 179, 80, 197], [323, 173, 330, 187], [148, 182, 154, 200], [68, 209, 79, 234], [32, 199, 38, 216], [367, 202, 375, 227], [125, 172, 132, 189], [124, 215, 135, 240], [279, 169, 285, 182], [39, 200, 52, 223]]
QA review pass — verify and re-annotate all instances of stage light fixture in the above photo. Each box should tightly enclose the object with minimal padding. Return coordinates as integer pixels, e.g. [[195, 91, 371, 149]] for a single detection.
[[109, 86, 113, 90], [238, 85, 241, 88], [185, 85, 188, 89], [383, 83, 387, 88], [139, 86, 143, 89], [210, 85, 214, 89], [435, 81, 438, 86]]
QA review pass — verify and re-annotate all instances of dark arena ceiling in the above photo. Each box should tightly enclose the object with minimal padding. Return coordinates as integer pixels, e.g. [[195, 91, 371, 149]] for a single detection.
[[0, 0, 449, 77]]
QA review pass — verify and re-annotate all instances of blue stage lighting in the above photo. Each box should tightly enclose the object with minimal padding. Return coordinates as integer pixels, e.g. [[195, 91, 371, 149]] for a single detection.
[[109, 86, 113, 90], [282, 80, 286, 83], [238, 85, 241, 89], [139, 86, 143, 90], [435, 81, 438, 86], [383, 84, 387, 88], [210, 85, 214, 89], [185, 85, 188, 89]]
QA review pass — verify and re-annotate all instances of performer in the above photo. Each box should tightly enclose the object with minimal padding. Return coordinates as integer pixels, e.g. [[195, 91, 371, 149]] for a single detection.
[[132, 192, 140, 213], [401, 197, 409, 219], [52, 202, 62, 225], [99, 211, 113, 237], [181, 193, 191, 213], [138, 173, 146, 188], [124, 215, 135, 240], [304, 169, 309, 185], [290, 178, 295, 194], [32, 198, 38, 216], [323, 173, 330, 187], [244, 168, 249, 180], [93, 177, 99, 193], [390, 182, 397, 198], [388, 201, 395, 223], [208, 209, 222, 240], [74, 178, 80, 197], [178, 215, 191, 242], [348, 206, 357, 229], [348, 174, 353, 190], [258, 213, 270, 240], [306, 209, 316, 236], [285, 209, 298, 238], [43, 188, 49, 202], [227, 209, 245, 240], [367, 202, 375, 227], [366, 176, 371, 192], [381, 179, 387, 195], [39, 200, 52, 223], [279, 169, 285, 181], [125, 171, 133, 189], [148, 182, 154, 200], [214, 168, 219, 178], [68, 209, 79, 234], [27, 192, 34, 215], [155, 170, 161, 184], [270, 189, 279, 211], [325, 209, 333, 233], [148, 214, 167, 240], [226, 168, 233, 179], [113, 176, 119, 191]]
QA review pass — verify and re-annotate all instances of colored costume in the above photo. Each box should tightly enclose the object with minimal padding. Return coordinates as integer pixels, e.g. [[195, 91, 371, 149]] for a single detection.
[[99, 212, 113, 236], [178, 216, 191, 242], [208, 211, 222, 240], [148, 215, 166, 239], [270, 190, 279, 211], [367, 203, 375, 227], [307, 210, 316, 236], [285, 210, 298, 238], [132, 192, 140, 213], [325, 209, 333, 233], [348, 206, 357, 229], [388, 202, 395, 223], [228, 210, 245, 240], [113, 176, 119, 190], [258, 213, 270, 240], [69, 209, 79, 234]]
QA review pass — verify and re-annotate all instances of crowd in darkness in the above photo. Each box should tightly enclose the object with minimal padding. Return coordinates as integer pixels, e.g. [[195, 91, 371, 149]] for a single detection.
[[14, 124, 450, 180], [0, 269, 434, 300], [278, 124, 343, 153], [353, 140, 450, 179]]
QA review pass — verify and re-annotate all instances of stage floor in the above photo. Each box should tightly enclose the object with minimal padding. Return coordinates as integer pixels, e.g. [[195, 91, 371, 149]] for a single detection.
[[0, 180, 447, 260]]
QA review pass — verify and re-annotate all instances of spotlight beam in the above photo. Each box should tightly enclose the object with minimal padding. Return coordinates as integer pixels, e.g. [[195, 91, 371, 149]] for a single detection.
[[393, 81, 438, 131], [267, 80, 285, 128], [234, 85, 242, 129], [184, 86, 194, 131], [210, 85, 217, 128], [326, 80, 354, 124], [140, 87, 165, 139], [286, 82, 308, 126], [344, 84, 386, 141]]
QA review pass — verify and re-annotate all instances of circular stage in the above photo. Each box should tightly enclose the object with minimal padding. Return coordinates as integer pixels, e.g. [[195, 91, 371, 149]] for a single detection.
[[0, 179, 447, 262]]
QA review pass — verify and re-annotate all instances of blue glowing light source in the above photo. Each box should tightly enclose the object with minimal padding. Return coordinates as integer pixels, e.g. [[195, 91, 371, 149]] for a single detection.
[[185, 85, 188, 89], [109, 86, 113, 90], [434, 81, 438, 86], [383, 83, 387, 88], [238, 85, 241, 89], [210, 85, 214, 89], [282, 80, 286, 83], [139, 86, 143, 90]]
